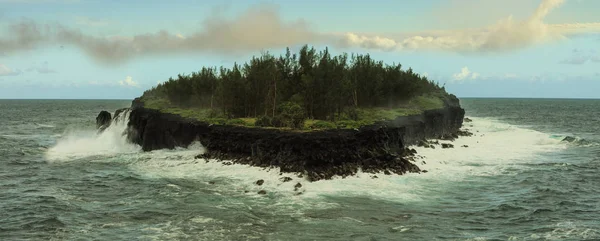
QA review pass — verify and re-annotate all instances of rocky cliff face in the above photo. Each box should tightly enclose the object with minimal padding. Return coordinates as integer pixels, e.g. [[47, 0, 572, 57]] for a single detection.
[[124, 96, 465, 181]]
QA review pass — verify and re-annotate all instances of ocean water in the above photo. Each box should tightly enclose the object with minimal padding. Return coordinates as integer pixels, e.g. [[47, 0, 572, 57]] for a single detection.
[[1, 98, 599, 241]]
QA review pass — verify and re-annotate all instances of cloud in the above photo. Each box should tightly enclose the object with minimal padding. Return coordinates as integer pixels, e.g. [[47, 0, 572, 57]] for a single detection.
[[451, 67, 480, 83], [118, 76, 139, 87], [0, 0, 599, 63], [340, 0, 600, 53], [560, 49, 600, 64], [0, 64, 21, 76], [0, 4, 322, 64]]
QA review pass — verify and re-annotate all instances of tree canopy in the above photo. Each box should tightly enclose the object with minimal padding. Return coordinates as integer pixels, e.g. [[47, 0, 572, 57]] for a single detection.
[[141, 45, 447, 128]]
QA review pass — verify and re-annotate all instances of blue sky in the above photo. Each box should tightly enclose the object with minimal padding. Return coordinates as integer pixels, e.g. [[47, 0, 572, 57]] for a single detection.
[[0, 0, 599, 99]]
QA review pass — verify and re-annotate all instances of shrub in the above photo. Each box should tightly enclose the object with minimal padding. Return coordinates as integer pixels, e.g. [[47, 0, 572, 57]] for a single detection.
[[206, 118, 227, 125], [225, 118, 246, 126], [276, 102, 306, 129], [335, 120, 370, 129], [344, 108, 359, 121], [310, 120, 337, 129], [255, 115, 273, 127]]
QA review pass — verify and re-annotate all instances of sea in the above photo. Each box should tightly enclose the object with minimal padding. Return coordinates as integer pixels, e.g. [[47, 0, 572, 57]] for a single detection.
[[0, 98, 599, 241]]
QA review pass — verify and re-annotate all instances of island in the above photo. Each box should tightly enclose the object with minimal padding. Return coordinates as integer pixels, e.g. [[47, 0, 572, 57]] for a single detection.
[[101, 46, 466, 181]]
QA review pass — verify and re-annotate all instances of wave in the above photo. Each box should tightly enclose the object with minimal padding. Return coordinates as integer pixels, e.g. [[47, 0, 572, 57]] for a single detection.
[[549, 134, 598, 147], [44, 113, 573, 205], [124, 116, 571, 205], [35, 123, 55, 129], [45, 109, 140, 162]]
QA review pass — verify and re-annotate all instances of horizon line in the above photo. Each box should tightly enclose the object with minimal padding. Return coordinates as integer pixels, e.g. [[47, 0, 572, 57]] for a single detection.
[[1, 97, 600, 100]]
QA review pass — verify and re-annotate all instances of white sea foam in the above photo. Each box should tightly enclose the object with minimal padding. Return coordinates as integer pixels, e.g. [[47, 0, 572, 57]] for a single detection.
[[128, 116, 568, 204], [35, 123, 56, 128], [46, 112, 568, 204], [46, 109, 140, 162]]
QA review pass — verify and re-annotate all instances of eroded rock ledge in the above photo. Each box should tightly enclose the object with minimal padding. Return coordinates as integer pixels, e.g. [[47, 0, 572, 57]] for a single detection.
[[123, 97, 465, 181]]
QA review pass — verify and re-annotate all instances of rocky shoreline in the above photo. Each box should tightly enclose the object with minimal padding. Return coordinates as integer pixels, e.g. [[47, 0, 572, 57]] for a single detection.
[[101, 96, 466, 181]]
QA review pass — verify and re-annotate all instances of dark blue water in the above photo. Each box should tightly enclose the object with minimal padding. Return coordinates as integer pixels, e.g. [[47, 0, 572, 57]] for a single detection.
[[1, 99, 599, 240]]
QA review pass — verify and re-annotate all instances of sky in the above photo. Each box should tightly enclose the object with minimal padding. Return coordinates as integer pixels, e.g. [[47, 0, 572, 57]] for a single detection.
[[0, 0, 599, 99]]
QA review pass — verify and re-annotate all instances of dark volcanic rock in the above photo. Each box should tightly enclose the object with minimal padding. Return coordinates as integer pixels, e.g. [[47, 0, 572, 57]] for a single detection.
[[561, 136, 576, 143], [440, 134, 456, 141], [255, 179, 265, 186], [462, 145, 469, 148], [113, 108, 129, 123], [441, 143, 454, 149], [96, 111, 112, 131], [280, 177, 293, 182], [124, 96, 465, 181], [257, 190, 267, 195], [464, 117, 473, 122], [294, 182, 302, 191], [457, 129, 474, 137]]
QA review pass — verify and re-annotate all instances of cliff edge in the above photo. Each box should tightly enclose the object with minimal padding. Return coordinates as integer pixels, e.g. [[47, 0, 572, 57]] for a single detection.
[[121, 95, 465, 181]]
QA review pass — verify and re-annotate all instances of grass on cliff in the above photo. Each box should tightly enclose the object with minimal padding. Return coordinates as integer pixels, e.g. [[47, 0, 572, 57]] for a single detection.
[[141, 93, 445, 130]]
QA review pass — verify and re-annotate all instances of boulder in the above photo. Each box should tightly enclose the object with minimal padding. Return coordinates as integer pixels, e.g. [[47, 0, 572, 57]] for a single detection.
[[96, 111, 112, 131], [561, 136, 576, 143], [441, 143, 454, 149], [280, 177, 293, 182], [440, 134, 456, 141], [457, 130, 474, 137], [255, 179, 265, 186]]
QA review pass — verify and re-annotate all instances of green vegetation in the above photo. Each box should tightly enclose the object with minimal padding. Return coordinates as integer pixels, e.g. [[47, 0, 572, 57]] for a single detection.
[[140, 45, 452, 130]]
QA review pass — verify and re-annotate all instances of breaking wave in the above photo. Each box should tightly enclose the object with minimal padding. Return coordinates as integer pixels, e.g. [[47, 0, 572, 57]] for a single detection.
[[45, 109, 140, 162]]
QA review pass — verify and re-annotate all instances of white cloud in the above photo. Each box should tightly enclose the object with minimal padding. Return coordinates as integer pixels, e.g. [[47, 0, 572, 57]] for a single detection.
[[451, 67, 480, 83], [0, 64, 21, 76], [0, 0, 599, 62], [118, 76, 139, 87], [340, 0, 600, 53]]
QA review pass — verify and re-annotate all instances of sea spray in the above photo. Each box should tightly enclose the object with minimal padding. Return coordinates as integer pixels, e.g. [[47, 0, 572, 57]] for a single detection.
[[46, 109, 141, 162]]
